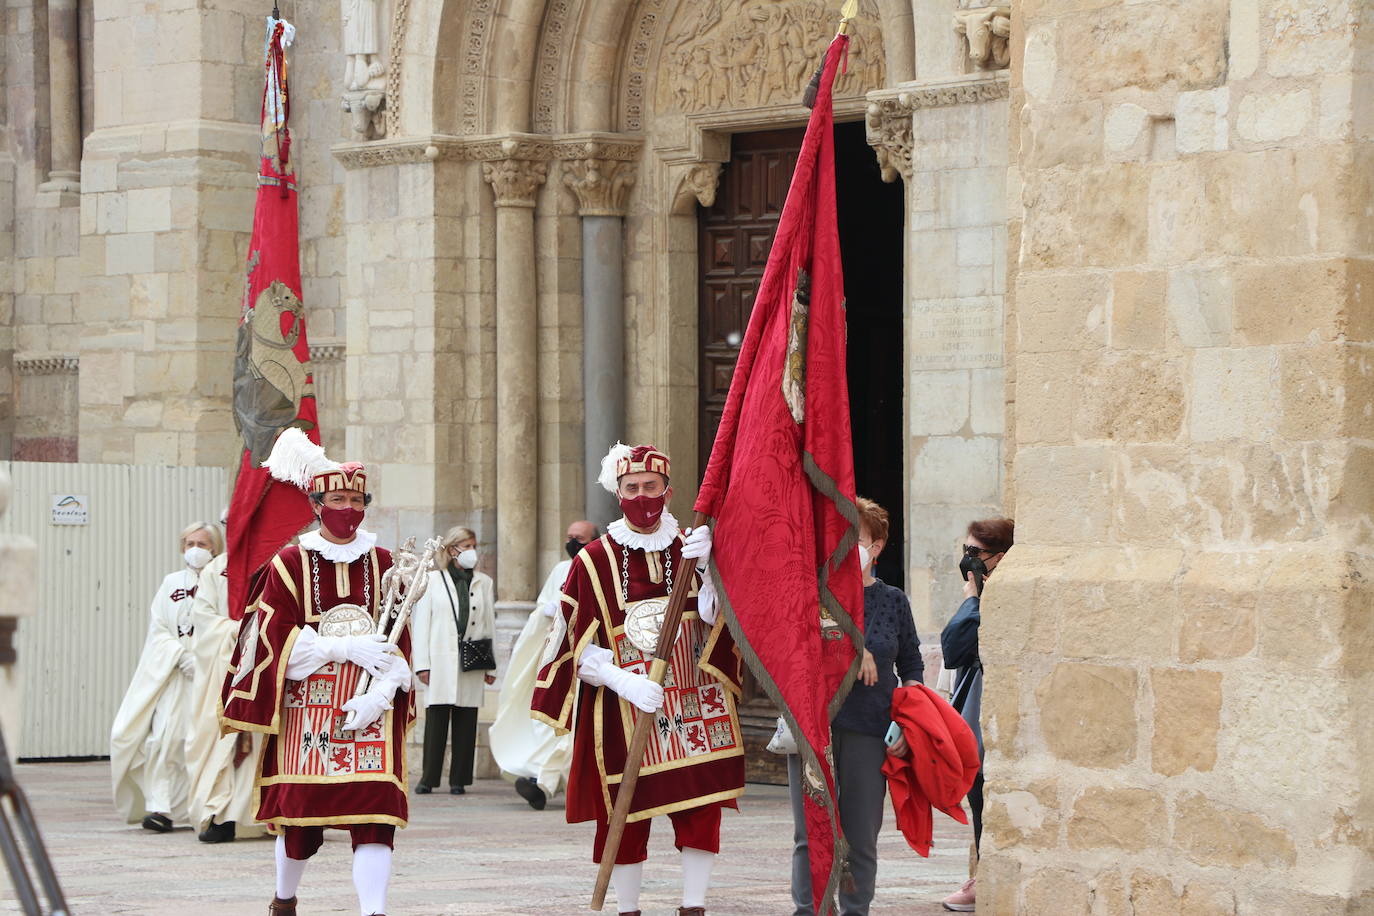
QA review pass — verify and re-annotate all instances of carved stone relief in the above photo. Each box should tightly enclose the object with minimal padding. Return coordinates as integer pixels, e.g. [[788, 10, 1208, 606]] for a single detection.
[[483, 157, 549, 208], [384, 0, 411, 137], [533, 0, 572, 135], [654, 0, 885, 116], [865, 96, 914, 184], [461, 0, 496, 134], [671, 162, 724, 215], [563, 159, 637, 217], [953, 7, 1011, 70]]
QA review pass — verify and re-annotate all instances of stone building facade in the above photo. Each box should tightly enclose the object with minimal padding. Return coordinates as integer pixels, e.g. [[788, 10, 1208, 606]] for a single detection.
[[1, 0, 1370, 910]]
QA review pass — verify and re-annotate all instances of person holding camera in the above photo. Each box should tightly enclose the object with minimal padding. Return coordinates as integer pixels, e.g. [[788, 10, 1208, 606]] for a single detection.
[[788, 497, 924, 916], [938, 517, 1013, 913]]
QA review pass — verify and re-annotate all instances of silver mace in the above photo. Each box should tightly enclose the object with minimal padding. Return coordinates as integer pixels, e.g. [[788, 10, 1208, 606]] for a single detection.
[[352, 535, 443, 700]]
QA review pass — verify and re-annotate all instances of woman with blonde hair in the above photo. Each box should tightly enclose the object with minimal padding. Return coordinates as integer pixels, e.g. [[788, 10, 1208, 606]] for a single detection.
[[111, 520, 223, 832], [411, 525, 497, 794]]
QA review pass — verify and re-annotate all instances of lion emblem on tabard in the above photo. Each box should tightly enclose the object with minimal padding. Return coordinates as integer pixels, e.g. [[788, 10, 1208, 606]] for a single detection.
[[233, 277, 315, 465]]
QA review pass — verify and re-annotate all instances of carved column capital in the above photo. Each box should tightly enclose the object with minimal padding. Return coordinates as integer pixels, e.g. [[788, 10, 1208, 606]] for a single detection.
[[953, 6, 1012, 70], [671, 162, 724, 215], [562, 158, 637, 217], [865, 96, 915, 184], [483, 158, 549, 208]]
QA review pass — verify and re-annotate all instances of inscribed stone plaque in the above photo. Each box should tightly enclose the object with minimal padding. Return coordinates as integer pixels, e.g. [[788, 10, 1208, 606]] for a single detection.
[[910, 297, 1003, 369]]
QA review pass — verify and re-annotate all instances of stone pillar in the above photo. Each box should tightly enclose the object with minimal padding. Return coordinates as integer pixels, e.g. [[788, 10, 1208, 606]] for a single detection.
[[39, 0, 81, 196], [483, 153, 547, 602], [562, 151, 637, 528], [984, 1, 1374, 912], [866, 75, 1010, 639]]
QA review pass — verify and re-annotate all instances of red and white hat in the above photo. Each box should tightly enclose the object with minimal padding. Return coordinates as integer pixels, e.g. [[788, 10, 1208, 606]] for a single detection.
[[598, 442, 670, 493], [264, 428, 368, 495]]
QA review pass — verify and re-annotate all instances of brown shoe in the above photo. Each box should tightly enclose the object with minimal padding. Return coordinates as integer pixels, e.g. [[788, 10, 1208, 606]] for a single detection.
[[679, 909, 706, 916], [619, 912, 641, 916], [268, 897, 296, 915]]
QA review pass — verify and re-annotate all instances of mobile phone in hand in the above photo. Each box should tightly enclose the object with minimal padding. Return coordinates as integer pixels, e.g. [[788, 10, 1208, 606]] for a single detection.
[[883, 721, 902, 747]]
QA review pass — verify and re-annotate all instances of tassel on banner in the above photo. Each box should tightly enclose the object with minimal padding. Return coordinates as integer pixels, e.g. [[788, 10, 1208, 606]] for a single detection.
[[803, 0, 860, 109]]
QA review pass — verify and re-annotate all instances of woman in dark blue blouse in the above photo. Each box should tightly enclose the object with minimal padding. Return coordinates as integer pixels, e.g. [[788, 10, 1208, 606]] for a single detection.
[[789, 497, 924, 916]]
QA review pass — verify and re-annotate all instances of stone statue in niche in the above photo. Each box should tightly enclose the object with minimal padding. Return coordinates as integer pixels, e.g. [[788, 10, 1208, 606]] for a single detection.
[[953, 7, 1011, 70], [342, 0, 384, 91], [657, 0, 885, 114], [340, 0, 388, 140]]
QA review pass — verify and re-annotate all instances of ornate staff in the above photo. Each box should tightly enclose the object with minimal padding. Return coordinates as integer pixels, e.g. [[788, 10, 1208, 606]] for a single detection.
[[353, 535, 443, 699], [591, 511, 708, 911]]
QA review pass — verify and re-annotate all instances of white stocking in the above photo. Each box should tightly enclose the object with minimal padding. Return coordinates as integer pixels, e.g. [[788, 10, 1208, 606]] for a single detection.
[[274, 835, 308, 900], [681, 847, 715, 908], [352, 843, 392, 916], [611, 862, 644, 913]]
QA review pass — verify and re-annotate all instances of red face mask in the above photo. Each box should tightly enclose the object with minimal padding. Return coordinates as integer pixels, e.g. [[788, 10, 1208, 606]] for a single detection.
[[319, 506, 365, 539], [619, 493, 666, 530]]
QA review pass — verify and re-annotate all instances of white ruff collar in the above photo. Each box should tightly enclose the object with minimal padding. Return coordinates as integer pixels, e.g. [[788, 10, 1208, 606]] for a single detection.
[[608, 511, 680, 552], [299, 528, 377, 564]]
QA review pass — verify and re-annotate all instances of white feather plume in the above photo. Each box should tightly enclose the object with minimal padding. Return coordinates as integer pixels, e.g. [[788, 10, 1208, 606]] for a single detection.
[[598, 441, 634, 494], [262, 427, 339, 490]]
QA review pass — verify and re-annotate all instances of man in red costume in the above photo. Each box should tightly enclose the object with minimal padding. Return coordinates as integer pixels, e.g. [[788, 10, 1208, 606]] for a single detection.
[[532, 443, 744, 916], [221, 429, 414, 916]]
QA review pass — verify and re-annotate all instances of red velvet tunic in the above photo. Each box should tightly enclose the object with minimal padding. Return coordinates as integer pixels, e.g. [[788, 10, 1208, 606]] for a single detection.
[[531, 532, 745, 824], [221, 544, 415, 829]]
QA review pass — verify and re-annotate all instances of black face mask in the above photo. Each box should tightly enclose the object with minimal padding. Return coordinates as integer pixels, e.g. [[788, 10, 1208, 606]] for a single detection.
[[565, 538, 585, 560]]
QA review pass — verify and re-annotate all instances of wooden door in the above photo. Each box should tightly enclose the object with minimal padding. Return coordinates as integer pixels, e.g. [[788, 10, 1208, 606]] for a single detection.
[[698, 128, 804, 475], [697, 128, 804, 785]]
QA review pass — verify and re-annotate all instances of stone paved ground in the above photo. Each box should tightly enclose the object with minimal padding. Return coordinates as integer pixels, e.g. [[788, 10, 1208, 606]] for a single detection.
[[3, 761, 972, 915]]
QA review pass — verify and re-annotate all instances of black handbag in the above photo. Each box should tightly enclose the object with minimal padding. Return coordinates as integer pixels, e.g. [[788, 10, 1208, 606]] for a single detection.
[[458, 638, 496, 672]]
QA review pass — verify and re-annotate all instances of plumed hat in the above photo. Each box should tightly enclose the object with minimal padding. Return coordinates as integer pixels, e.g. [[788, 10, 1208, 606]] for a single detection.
[[598, 441, 670, 494], [263, 428, 369, 495]]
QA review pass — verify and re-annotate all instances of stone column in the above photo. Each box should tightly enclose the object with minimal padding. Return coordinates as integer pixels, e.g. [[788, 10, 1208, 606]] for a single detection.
[[562, 151, 636, 528], [984, 2, 1374, 911], [39, 0, 81, 196], [482, 153, 547, 603]]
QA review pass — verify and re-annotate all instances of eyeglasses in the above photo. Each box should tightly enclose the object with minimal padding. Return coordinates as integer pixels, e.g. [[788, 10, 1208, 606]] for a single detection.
[[963, 544, 994, 558]]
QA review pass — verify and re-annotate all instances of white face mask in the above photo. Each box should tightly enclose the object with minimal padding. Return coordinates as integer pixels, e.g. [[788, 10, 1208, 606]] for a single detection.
[[857, 544, 870, 572], [455, 549, 478, 570], [184, 546, 212, 570]]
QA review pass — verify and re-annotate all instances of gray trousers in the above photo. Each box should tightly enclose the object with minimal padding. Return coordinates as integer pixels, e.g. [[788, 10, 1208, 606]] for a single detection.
[[789, 727, 889, 916]]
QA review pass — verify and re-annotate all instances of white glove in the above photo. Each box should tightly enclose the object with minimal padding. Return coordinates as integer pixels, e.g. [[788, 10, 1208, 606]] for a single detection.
[[176, 651, 196, 678], [540, 600, 559, 619], [316, 633, 396, 678], [681, 525, 713, 570], [340, 691, 392, 732], [697, 574, 719, 627], [577, 645, 664, 713]]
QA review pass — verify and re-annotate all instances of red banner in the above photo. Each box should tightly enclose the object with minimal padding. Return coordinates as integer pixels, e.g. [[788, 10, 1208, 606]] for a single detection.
[[693, 34, 863, 916], [226, 18, 317, 618]]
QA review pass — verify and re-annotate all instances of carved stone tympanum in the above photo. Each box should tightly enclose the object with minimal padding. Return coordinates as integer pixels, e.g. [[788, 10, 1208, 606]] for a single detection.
[[656, 0, 885, 114], [954, 7, 1011, 70]]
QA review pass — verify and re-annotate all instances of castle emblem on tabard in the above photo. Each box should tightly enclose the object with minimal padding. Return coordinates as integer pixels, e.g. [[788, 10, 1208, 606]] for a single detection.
[[233, 268, 316, 466]]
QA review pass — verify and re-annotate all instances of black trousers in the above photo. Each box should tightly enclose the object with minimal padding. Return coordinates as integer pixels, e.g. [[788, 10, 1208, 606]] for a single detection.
[[969, 769, 984, 853], [420, 704, 478, 789]]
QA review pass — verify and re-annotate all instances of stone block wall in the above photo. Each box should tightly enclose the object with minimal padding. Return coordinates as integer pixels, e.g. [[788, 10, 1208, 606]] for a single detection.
[[984, 0, 1374, 911]]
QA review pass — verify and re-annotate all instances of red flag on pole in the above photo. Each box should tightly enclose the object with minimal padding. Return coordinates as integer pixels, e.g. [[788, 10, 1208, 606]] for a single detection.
[[693, 34, 863, 916], [225, 17, 318, 618]]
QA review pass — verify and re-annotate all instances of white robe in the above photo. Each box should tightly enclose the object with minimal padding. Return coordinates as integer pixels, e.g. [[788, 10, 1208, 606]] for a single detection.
[[184, 553, 266, 835], [110, 568, 199, 824], [488, 560, 574, 797], [412, 567, 495, 708]]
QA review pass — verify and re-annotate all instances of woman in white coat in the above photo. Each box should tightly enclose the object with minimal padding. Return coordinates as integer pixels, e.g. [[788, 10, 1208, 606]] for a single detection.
[[110, 521, 223, 832], [412, 525, 497, 794]]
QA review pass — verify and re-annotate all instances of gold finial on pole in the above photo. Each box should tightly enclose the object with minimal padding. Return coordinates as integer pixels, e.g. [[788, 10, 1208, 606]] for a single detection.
[[837, 0, 860, 35]]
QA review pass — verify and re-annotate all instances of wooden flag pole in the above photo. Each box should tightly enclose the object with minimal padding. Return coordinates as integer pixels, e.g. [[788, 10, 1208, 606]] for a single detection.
[[591, 510, 708, 911]]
